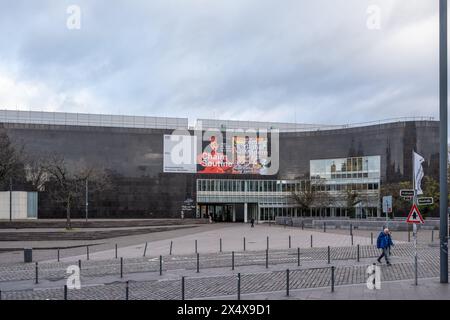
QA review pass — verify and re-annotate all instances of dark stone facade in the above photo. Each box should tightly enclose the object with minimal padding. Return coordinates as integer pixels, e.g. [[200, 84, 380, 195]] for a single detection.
[[0, 120, 439, 218]]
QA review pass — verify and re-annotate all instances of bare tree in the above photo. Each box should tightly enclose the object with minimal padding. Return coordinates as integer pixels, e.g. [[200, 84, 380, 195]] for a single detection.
[[291, 180, 330, 217], [44, 155, 111, 229], [0, 128, 24, 188]]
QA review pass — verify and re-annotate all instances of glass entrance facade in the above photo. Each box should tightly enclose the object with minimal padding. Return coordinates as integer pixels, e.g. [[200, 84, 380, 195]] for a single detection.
[[196, 156, 381, 222]]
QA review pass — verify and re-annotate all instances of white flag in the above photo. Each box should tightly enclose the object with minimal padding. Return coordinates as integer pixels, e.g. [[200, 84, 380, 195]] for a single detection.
[[413, 152, 424, 195]]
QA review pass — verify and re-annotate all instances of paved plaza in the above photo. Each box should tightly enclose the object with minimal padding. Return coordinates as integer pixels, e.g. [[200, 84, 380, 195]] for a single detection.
[[0, 223, 449, 300]]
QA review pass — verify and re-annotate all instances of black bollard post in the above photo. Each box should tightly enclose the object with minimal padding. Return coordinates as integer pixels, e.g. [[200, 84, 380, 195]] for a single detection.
[[432, 230, 434, 243], [289, 235, 291, 249], [86, 246, 89, 261], [350, 224, 353, 236], [181, 276, 185, 300], [324, 222, 326, 233], [143, 242, 148, 257], [196, 253, 199, 273], [125, 281, 129, 300], [35, 262, 38, 284], [237, 273, 241, 300], [371, 232, 374, 245], [267, 236, 269, 251], [57, 248, 60, 262], [115, 244, 118, 259], [351, 234, 354, 246], [159, 255, 163, 276], [357, 244, 360, 262], [170, 241, 173, 255], [331, 266, 335, 292], [243, 237, 246, 252], [120, 257, 123, 278], [219, 238, 222, 253], [64, 285, 67, 300], [310, 235, 313, 248], [78, 259, 81, 270], [265, 249, 269, 269], [195, 240, 198, 254], [232, 251, 235, 271], [181, 277, 184, 300], [327, 246, 331, 264], [286, 269, 290, 296], [297, 247, 300, 267]]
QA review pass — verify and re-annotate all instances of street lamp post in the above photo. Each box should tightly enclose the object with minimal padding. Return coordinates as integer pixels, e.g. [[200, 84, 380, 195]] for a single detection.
[[439, 0, 449, 284], [9, 177, 12, 221]]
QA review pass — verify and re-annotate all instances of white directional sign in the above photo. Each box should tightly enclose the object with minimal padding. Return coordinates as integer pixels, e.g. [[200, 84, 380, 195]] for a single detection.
[[417, 197, 434, 206], [400, 189, 415, 198]]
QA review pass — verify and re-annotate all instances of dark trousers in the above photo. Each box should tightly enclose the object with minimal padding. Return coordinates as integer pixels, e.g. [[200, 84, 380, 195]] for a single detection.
[[378, 248, 390, 263]]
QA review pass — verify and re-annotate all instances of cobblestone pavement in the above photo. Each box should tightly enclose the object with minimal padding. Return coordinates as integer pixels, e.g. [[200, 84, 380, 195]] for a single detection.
[[0, 242, 448, 300]]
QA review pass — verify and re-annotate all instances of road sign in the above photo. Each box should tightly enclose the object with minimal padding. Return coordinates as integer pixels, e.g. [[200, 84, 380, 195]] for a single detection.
[[406, 204, 425, 224], [400, 189, 415, 197], [417, 197, 434, 206], [382, 196, 393, 213]]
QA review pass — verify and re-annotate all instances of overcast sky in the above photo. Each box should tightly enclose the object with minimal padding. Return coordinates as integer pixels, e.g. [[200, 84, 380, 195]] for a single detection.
[[0, 0, 443, 126]]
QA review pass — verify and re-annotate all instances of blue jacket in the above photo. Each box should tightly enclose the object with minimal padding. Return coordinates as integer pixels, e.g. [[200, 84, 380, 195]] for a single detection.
[[377, 232, 394, 249]]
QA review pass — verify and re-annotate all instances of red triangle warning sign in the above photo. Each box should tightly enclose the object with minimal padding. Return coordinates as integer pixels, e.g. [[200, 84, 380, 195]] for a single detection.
[[406, 203, 424, 224]]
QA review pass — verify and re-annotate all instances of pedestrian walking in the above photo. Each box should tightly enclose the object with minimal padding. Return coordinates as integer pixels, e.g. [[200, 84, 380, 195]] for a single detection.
[[250, 218, 255, 228], [376, 228, 394, 265]]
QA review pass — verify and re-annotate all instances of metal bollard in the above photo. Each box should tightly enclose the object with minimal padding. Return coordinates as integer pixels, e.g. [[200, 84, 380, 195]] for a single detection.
[[371, 232, 373, 245], [120, 257, 123, 278], [310, 235, 313, 248], [357, 244, 360, 262], [125, 281, 129, 300], [64, 285, 67, 300], [195, 240, 198, 254], [219, 238, 222, 253], [297, 247, 300, 267], [324, 222, 326, 233], [232, 251, 235, 271], [351, 234, 354, 246], [331, 266, 335, 292], [327, 246, 331, 264], [267, 236, 269, 251], [143, 242, 148, 257], [289, 235, 291, 249], [115, 244, 118, 259], [170, 241, 173, 255], [350, 224, 353, 236], [35, 262, 38, 284], [286, 269, 290, 296], [265, 250, 269, 269], [181, 276, 185, 300], [237, 273, 241, 300], [243, 237, 246, 251], [432, 230, 434, 243], [86, 246, 89, 261], [196, 253, 200, 273], [78, 259, 81, 270], [415, 255, 418, 286], [57, 248, 60, 262], [159, 255, 163, 276]]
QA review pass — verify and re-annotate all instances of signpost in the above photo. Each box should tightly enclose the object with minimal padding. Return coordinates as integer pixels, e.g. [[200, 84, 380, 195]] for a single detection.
[[407, 201, 424, 286], [400, 189, 415, 198], [382, 196, 393, 228]]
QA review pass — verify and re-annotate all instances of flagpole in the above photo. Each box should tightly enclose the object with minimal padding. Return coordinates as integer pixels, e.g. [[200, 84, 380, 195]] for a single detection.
[[412, 150, 418, 285]]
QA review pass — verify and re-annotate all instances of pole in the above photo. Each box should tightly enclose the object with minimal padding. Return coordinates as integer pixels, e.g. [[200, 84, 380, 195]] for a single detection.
[[232, 251, 235, 270], [297, 247, 300, 266], [439, 0, 449, 284], [120, 257, 123, 278], [143, 242, 148, 257], [331, 266, 335, 293], [181, 276, 185, 300], [237, 273, 241, 300], [286, 269, 290, 296], [85, 179, 88, 222], [220, 238, 222, 253], [170, 241, 173, 255], [9, 177, 12, 221], [159, 255, 163, 276], [125, 281, 129, 300], [414, 223, 418, 286], [196, 253, 199, 273]]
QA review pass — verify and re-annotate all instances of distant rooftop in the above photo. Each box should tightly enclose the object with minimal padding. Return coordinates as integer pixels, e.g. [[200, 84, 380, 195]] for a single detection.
[[0, 109, 436, 132]]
